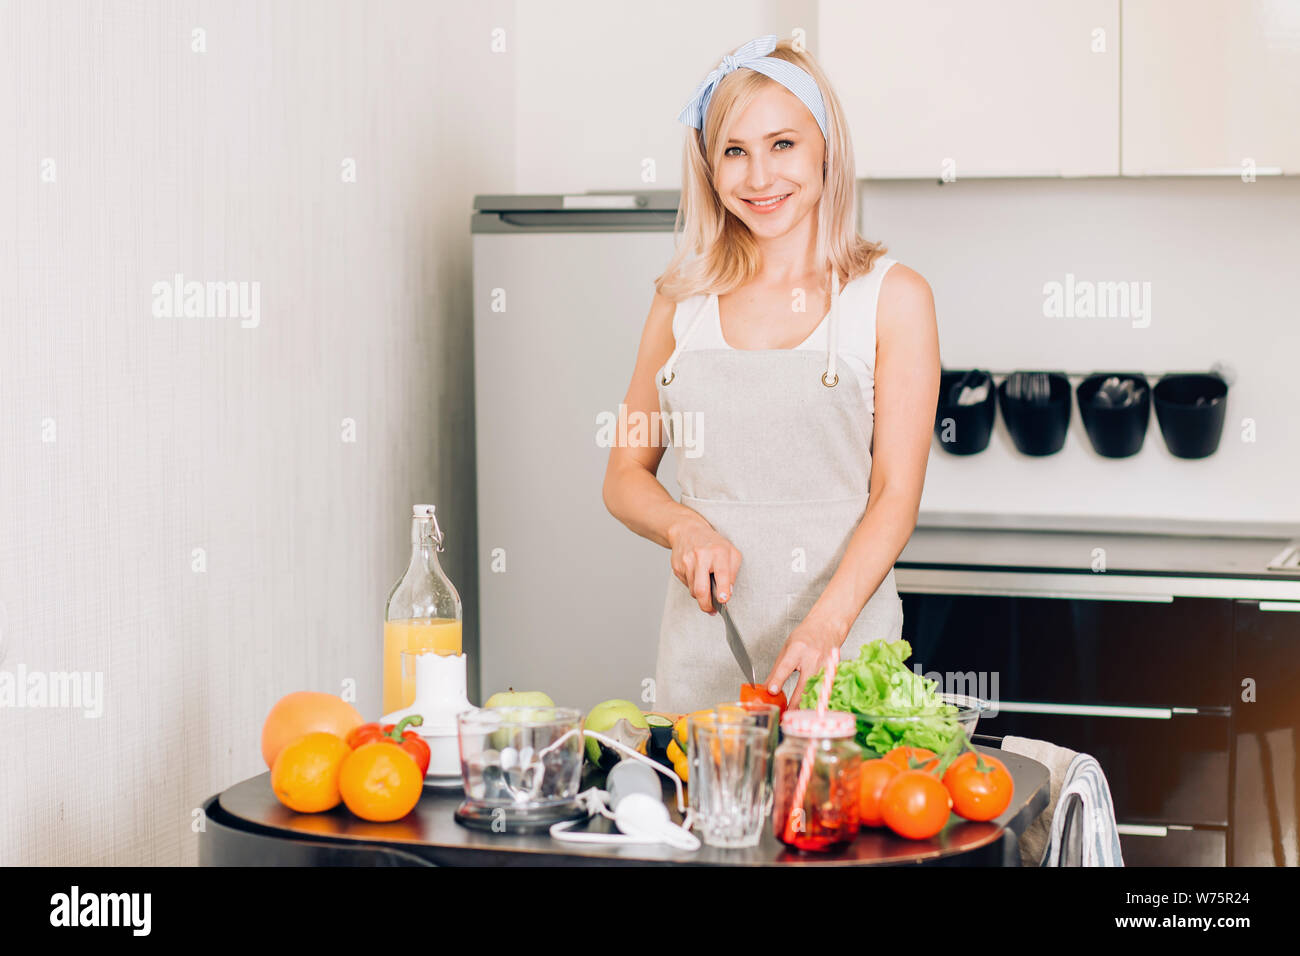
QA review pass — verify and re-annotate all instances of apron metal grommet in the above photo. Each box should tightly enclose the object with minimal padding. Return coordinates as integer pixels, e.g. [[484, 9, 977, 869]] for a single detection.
[[661, 371, 675, 386], [821, 371, 838, 387]]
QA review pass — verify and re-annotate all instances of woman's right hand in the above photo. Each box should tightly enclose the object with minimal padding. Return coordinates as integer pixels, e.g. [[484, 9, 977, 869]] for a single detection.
[[668, 516, 743, 615]]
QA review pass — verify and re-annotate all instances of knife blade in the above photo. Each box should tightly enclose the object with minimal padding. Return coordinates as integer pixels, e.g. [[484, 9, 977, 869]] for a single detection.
[[710, 572, 756, 685]]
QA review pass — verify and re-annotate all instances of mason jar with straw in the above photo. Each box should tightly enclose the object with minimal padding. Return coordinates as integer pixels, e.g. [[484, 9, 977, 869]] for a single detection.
[[773, 647, 864, 851]]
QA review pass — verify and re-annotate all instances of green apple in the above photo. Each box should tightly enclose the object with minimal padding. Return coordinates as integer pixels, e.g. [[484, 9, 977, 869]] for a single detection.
[[484, 688, 555, 709], [483, 689, 558, 749], [583, 699, 649, 765]]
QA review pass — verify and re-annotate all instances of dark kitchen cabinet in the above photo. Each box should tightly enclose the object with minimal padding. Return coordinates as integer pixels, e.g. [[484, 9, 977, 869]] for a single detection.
[[900, 592, 1236, 865], [1114, 826, 1226, 867], [1230, 600, 1300, 866], [902, 593, 1233, 708]]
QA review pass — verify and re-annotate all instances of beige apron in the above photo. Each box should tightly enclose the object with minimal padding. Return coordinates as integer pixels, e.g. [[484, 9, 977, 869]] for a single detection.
[[652, 267, 903, 714]]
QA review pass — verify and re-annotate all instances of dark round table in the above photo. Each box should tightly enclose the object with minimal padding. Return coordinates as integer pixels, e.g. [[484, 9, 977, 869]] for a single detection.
[[200, 743, 1049, 866]]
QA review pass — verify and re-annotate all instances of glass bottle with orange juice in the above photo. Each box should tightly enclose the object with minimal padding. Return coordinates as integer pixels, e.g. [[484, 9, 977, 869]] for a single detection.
[[383, 504, 463, 713]]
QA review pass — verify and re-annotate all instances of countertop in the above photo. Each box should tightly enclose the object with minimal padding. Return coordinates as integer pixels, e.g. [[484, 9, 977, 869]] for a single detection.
[[203, 744, 1049, 867]]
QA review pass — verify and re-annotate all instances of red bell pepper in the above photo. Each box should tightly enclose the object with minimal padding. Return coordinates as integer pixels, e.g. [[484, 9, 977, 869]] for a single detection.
[[346, 715, 431, 776]]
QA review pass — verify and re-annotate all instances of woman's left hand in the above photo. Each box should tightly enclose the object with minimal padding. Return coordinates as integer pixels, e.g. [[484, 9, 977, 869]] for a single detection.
[[762, 611, 847, 710]]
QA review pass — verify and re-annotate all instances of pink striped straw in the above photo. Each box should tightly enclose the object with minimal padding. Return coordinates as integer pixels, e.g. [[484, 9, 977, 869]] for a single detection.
[[782, 647, 840, 843], [818, 646, 840, 714]]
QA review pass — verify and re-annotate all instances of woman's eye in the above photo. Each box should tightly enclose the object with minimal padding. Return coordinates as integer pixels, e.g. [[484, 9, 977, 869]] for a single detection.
[[725, 140, 795, 157]]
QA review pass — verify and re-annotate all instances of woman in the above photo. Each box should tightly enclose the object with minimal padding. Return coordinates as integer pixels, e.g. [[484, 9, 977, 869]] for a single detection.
[[602, 35, 939, 713]]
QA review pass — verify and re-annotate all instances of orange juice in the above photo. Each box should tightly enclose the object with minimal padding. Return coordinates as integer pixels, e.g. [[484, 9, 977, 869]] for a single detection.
[[383, 617, 462, 713]]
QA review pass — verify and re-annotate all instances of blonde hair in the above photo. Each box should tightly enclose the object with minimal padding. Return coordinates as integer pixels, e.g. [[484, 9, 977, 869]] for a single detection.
[[655, 37, 887, 302]]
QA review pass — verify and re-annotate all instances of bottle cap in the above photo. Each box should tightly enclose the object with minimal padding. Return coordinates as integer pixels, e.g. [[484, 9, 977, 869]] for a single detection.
[[780, 709, 855, 739]]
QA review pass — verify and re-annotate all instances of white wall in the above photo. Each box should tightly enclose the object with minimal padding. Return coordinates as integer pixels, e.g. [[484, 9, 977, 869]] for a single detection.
[[862, 176, 1300, 526], [0, 0, 513, 865], [514, 0, 814, 193]]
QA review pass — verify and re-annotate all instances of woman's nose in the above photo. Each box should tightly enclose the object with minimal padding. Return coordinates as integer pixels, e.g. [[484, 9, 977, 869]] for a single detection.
[[745, 155, 774, 192]]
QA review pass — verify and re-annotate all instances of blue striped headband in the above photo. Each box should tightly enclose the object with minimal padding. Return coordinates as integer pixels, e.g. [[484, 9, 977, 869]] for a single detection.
[[678, 35, 829, 147]]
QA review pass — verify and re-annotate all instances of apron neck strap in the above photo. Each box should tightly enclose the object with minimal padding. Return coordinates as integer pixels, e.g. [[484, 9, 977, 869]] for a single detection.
[[659, 293, 711, 385], [823, 266, 840, 387]]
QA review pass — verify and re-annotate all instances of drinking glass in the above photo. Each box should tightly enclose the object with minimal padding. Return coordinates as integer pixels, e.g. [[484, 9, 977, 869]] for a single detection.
[[686, 705, 779, 817], [716, 701, 780, 815], [688, 719, 773, 848]]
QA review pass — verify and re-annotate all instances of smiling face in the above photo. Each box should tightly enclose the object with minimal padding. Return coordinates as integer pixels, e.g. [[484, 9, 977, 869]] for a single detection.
[[714, 81, 826, 237]]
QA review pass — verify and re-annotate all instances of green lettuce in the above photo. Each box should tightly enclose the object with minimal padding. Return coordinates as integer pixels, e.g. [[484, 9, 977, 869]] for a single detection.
[[799, 639, 962, 757]]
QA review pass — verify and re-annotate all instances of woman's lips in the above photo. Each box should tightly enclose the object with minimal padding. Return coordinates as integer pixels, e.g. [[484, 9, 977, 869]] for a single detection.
[[741, 192, 791, 213]]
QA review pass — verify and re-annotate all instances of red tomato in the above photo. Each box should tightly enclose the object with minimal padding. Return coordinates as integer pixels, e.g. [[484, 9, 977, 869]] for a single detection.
[[880, 769, 952, 840], [882, 745, 938, 773], [739, 683, 788, 714], [942, 751, 1014, 821], [857, 758, 900, 827]]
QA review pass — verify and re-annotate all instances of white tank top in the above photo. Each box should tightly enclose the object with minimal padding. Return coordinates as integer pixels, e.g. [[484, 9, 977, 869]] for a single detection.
[[670, 257, 897, 410]]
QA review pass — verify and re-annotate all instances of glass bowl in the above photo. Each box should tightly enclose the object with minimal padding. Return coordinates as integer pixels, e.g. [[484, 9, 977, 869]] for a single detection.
[[456, 706, 585, 809], [850, 693, 990, 758]]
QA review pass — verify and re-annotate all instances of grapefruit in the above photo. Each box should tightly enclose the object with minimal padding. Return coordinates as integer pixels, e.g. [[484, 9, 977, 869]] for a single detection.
[[261, 691, 364, 769]]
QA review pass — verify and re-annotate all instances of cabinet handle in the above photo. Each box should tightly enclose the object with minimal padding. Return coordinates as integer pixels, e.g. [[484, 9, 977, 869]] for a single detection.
[[1135, 167, 1283, 177], [1116, 823, 1168, 837], [561, 194, 640, 209], [992, 701, 1171, 719], [899, 582, 1173, 603], [1257, 601, 1300, 613]]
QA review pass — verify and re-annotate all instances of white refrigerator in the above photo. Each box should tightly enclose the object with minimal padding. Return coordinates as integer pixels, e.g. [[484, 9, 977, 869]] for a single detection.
[[472, 190, 684, 711]]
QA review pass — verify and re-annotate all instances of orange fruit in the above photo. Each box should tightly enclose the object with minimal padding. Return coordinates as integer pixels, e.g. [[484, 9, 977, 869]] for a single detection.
[[270, 732, 350, 813], [261, 691, 364, 769], [339, 742, 423, 822]]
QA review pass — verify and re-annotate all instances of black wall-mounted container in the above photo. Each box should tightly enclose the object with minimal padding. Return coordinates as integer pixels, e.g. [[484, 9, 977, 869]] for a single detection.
[[1153, 373, 1228, 459], [934, 369, 996, 455], [1077, 373, 1151, 458], [997, 371, 1072, 456]]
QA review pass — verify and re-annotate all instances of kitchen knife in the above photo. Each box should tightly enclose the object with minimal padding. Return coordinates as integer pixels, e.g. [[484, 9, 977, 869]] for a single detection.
[[709, 572, 757, 685]]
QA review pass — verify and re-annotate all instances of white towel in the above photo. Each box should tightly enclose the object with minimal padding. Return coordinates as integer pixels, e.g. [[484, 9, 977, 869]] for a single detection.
[[1000, 735, 1124, 867], [1042, 753, 1125, 867]]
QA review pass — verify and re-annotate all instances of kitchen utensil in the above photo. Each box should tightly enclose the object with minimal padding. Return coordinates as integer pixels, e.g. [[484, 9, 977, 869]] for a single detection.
[[455, 706, 586, 833], [1006, 371, 1050, 403], [998, 371, 1071, 455], [710, 572, 756, 684], [383, 650, 477, 787], [935, 369, 996, 455], [548, 735, 699, 850], [947, 367, 988, 405], [1153, 372, 1228, 459], [1077, 373, 1150, 458]]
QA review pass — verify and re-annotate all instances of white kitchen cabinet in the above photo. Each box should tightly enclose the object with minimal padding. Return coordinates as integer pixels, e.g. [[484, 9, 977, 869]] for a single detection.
[[818, 0, 1120, 178], [1121, 0, 1300, 175]]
